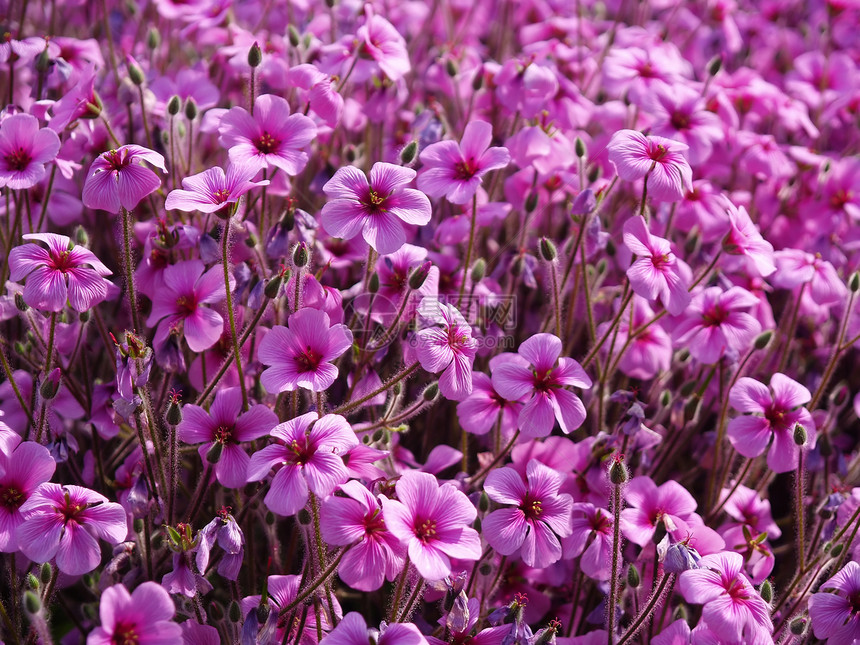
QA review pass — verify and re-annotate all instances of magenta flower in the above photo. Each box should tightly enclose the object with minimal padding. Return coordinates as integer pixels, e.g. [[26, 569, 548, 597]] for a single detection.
[[621, 476, 698, 547], [355, 6, 411, 82], [671, 286, 762, 364], [320, 481, 405, 591], [718, 484, 781, 542], [258, 307, 353, 394], [247, 412, 358, 517], [678, 551, 773, 642], [87, 582, 182, 645], [0, 441, 55, 553], [809, 561, 860, 645], [600, 297, 672, 380], [321, 162, 432, 255], [643, 83, 723, 165], [456, 368, 524, 437], [0, 113, 60, 189], [607, 129, 693, 202], [321, 612, 427, 645], [218, 94, 316, 175], [177, 387, 277, 488], [418, 121, 511, 204], [8, 233, 113, 312], [483, 460, 573, 568], [563, 502, 616, 581], [382, 470, 481, 580], [491, 333, 592, 437], [722, 198, 776, 278], [622, 215, 692, 316], [82, 145, 167, 213], [17, 483, 126, 575], [240, 574, 334, 644], [414, 301, 477, 401], [165, 162, 268, 213], [726, 373, 814, 473]]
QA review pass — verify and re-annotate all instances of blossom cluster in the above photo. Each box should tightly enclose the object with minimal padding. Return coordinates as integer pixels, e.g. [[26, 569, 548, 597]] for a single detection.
[[1, 0, 860, 644]]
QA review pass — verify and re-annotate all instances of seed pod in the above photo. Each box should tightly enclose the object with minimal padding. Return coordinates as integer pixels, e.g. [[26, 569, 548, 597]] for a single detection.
[[166, 399, 182, 426], [609, 455, 628, 485]]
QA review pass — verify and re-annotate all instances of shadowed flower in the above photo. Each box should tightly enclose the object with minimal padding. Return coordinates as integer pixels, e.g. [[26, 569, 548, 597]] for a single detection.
[[87, 582, 182, 645], [0, 113, 60, 189], [621, 476, 698, 546], [563, 502, 616, 581], [9, 233, 113, 312], [321, 612, 428, 645], [82, 145, 167, 213], [809, 561, 860, 645], [415, 300, 477, 401], [165, 162, 268, 213], [355, 6, 411, 82], [0, 441, 56, 553]]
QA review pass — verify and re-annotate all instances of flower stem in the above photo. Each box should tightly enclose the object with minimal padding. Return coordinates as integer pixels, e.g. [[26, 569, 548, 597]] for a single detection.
[[608, 480, 624, 645], [390, 556, 411, 623], [332, 361, 420, 415], [616, 573, 673, 645], [222, 220, 248, 411], [44, 312, 57, 375], [120, 208, 142, 332], [457, 194, 479, 309], [796, 448, 807, 573], [278, 548, 347, 618]]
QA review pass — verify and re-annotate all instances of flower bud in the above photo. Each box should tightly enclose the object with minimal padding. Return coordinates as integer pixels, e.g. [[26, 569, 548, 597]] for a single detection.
[[400, 140, 418, 165], [40, 368, 61, 400], [15, 292, 28, 312], [472, 67, 484, 91], [850, 272, 860, 292], [184, 97, 198, 121], [24, 591, 41, 615], [166, 399, 182, 426], [297, 509, 312, 525], [575, 137, 586, 159], [126, 57, 145, 86], [446, 58, 459, 77], [293, 242, 309, 268], [210, 602, 224, 621], [627, 565, 640, 588], [753, 330, 772, 350], [830, 543, 844, 558], [409, 260, 432, 290], [255, 602, 270, 625], [345, 145, 358, 163], [660, 390, 671, 407], [759, 579, 773, 604], [789, 616, 808, 636], [229, 601, 242, 623], [525, 191, 539, 214], [830, 382, 850, 408], [673, 604, 688, 622], [539, 237, 557, 262], [473, 517, 482, 532], [478, 492, 490, 513], [147, 28, 161, 50], [793, 424, 808, 446], [423, 382, 439, 401], [167, 94, 181, 116], [609, 455, 628, 485], [266, 511, 276, 525], [248, 42, 263, 68], [206, 441, 224, 464], [27, 573, 39, 589], [36, 47, 51, 72], [479, 563, 492, 576], [133, 518, 145, 533], [368, 271, 380, 294], [652, 521, 668, 546], [471, 258, 486, 283], [707, 56, 722, 76], [40, 563, 53, 584], [288, 25, 301, 48]]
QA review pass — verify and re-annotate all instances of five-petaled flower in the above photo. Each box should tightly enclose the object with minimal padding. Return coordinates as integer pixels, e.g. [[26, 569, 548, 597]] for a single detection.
[[82, 144, 167, 213]]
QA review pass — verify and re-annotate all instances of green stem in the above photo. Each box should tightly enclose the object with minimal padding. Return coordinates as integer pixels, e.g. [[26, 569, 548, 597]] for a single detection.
[[616, 574, 673, 645], [277, 549, 347, 617], [121, 208, 142, 332], [221, 220, 248, 411], [608, 482, 623, 645], [331, 362, 420, 416], [457, 194, 480, 309]]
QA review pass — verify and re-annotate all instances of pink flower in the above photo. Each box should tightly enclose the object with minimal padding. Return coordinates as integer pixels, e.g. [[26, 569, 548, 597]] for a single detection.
[[0, 441, 56, 553], [418, 121, 511, 205], [563, 502, 616, 581], [722, 198, 776, 278], [165, 162, 268, 213], [622, 215, 692, 316], [809, 561, 860, 645], [0, 113, 60, 189], [772, 249, 847, 306], [355, 6, 411, 82], [8, 233, 113, 312], [643, 83, 723, 165], [247, 412, 358, 517], [218, 94, 316, 175], [17, 483, 126, 575], [621, 476, 698, 547], [87, 582, 182, 645], [177, 387, 277, 488], [258, 307, 352, 394], [726, 373, 814, 473], [82, 145, 167, 213], [718, 485, 781, 542], [286, 64, 343, 126], [600, 297, 672, 380], [483, 460, 573, 568], [382, 470, 481, 580], [456, 368, 524, 437], [240, 574, 334, 644], [146, 259, 231, 353], [321, 612, 428, 645], [491, 333, 592, 437], [321, 162, 432, 255], [414, 301, 477, 401], [678, 551, 773, 642], [671, 286, 762, 364], [607, 130, 693, 202], [494, 59, 560, 119], [320, 481, 405, 591]]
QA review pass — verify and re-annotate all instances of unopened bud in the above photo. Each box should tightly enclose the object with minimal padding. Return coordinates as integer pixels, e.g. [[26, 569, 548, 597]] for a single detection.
[[684, 396, 701, 423], [793, 424, 808, 446], [167, 95, 181, 116], [15, 293, 28, 312], [627, 565, 640, 588], [789, 616, 808, 636], [266, 511, 275, 525], [753, 330, 772, 350], [830, 382, 850, 408], [127, 57, 145, 86], [248, 42, 263, 68], [40, 368, 61, 400], [36, 47, 51, 72], [184, 97, 198, 121], [830, 543, 844, 558], [652, 521, 667, 545], [423, 382, 439, 401], [166, 400, 182, 426], [479, 563, 492, 576], [288, 25, 301, 48], [660, 390, 671, 407], [525, 191, 539, 213], [345, 145, 358, 163], [609, 455, 628, 485], [206, 441, 223, 464], [255, 602, 270, 624], [40, 563, 52, 584], [850, 272, 860, 293], [759, 579, 773, 604], [147, 28, 161, 50], [471, 258, 486, 283], [293, 242, 309, 268], [27, 573, 39, 589], [210, 602, 224, 621], [539, 237, 557, 262], [409, 260, 432, 290], [473, 517, 482, 532], [229, 601, 242, 623], [575, 137, 586, 159], [446, 58, 458, 77], [708, 56, 722, 76], [479, 492, 490, 513], [472, 67, 484, 91], [297, 508, 312, 525], [400, 140, 418, 164], [368, 272, 380, 293], [24, 591, 40, 615], [264, 274, 284, 299], [133, 518, 145, 533]]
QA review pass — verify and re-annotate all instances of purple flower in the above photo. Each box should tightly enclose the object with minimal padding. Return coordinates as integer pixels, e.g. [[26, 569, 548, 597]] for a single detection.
[[414, 301, 477, 401], [321, 612, 428, 645], [321, 162, 432, 255], [382, 470, 481, 581], [8, 233, 113, 312], [0, 113, 60, 189], [247, 412, 358, 517], [0, 441, 56, 553], [146, 259, 231, 353], [607, 129, 693, 202], [491, 333, 592, 437], [196, 507, 245, 581], [809, 561, 860, 645], [622, 215, 692, 316], [563, 502, 616, 581], [642, 83, 724, 165], [17, 483, 127, 575], [82, 145, 167, 213], [456, 366, 524, 437], [726, 373, 815, 473], [240, 574, 334, 644], [218, 94, 316, 175], [177, 387, 277, 488], [320, 480, 405, 591], [678, 551, 773, 642], [418, 121, 510, 204], [483, 460, 573, 568], [165, 162, 268, 213], [355, 6, 411, 82], [258, 307, 353, 394], [620, 476, 698, 547], [87, 582, 182, 644]]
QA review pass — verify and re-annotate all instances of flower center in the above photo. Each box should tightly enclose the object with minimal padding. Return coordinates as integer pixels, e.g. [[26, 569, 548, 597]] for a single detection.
[[764, 405, 786, 428], [523, 497, 543, 521], [213, 188, 231, 203], [111, 622, 140, 645], [701, 304, 728, 327], [287, 439, 313, 466], [831, 189, 852, 209], [849, 593, 860, 614], [103, 149, 128, 172], [589, 509, 611, 534], [58, 499, 87, 523], [453, 159, 479, 181], [214, 425, 235, 445], [48, 249, 76, 273], [670, 111, 691, 130], [175, 294, 198, 316], [0, 486, 24, 510], [647, 143, 669, 162], [254, 132, 280, 154], [415, 518, 438, 543], [363, 508, 386, 535], [650, 253, 670, 270], [532, 368, 556, 393], [4, 146, 32, 171], [724, 576, 749, 601], [294, 345, 323, 372]]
